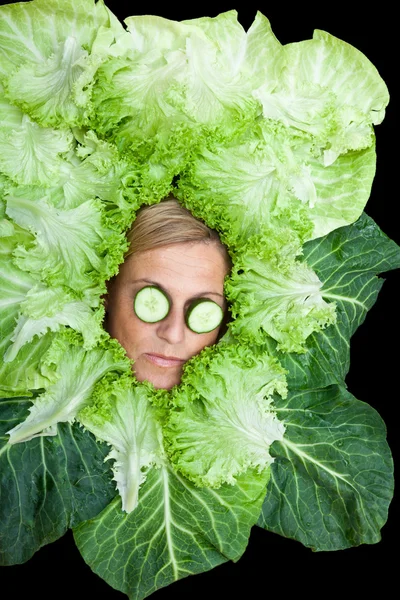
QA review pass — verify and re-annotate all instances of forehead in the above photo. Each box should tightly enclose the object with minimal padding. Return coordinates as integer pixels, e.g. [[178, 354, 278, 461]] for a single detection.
[[118, 242, 228, 294]]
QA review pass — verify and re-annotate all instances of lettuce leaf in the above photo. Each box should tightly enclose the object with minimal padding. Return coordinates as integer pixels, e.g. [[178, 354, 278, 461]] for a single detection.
[[178, 119, 377, 245], [92, 11, 259, 143], [225, 233, 337, 352], [0, 221, 58, 395], [4, 284, 106, 363], [78, 374, 164, 513], [0, 92, 74, 186], [0, 0, 125, 127], [6, 332, 131, 444], [162, 343, 287, 487], [5, 187, 126, 292], [254, 29, 389, 162]]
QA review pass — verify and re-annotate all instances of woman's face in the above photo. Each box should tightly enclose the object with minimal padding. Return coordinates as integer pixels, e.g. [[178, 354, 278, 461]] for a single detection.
[[105, 242, 228, 390]]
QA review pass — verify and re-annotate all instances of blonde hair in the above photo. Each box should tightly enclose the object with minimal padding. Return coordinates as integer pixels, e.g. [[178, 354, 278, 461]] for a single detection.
[[125, 195, 231, 270]]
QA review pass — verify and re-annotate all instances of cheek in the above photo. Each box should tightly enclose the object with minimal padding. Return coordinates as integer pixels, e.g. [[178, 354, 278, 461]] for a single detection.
[[107, 300, 153, 361], [124, 319, 157, 360], [187, 329, 220, 357]]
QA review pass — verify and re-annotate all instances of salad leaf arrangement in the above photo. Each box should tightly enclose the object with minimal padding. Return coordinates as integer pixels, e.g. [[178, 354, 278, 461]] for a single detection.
[[0, 0, 398, 597]]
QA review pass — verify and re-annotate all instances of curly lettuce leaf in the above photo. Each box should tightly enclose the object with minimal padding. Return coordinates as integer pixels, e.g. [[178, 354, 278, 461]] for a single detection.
[[0, 114, 74, 186], [5, 186, 127, 291], [162, 343, 287, 488], [4, 285, 106, 363], [0, 0, 125, 127], [254, 29, 389, 163], [0, 127, 140, 231], [0, 234, 59, 395], [92, 11, 258, 143], [176, 11, 258, 125], [0, 202, 113, 392], [179, 119, 377, 245], [298, 144, 376, 239], [58, 130, 140, 218], [241, 12, 284, 89], [6, 332, 131, 444], [225, 233, 336, 352], [78, 374, 164, 513], [90, 38, 188, 139], [178, 121, 313, 246], [0, 333, 55, 398]]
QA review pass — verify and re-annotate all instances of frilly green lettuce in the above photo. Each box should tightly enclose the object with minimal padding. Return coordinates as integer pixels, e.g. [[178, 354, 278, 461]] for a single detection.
[[78, 373, 164, 513], [6, 330, 131, 444], [253, 28, 388, 161], [177, 117, 377, 244], [161, 344, 287, 487], [4, 172, 131, 294], [0, 0, 126, 127], [0, 99, 74, 186], [3, 284, 106, 362], [225, 234, 337, 352]]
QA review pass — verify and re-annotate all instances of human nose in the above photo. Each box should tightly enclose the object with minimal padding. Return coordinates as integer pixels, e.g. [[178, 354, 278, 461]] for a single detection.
[[156, 305, 186, 345]]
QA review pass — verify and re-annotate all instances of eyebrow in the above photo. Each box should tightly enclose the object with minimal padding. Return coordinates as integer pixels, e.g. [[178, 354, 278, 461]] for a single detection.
[[132, 278, 225, 299]]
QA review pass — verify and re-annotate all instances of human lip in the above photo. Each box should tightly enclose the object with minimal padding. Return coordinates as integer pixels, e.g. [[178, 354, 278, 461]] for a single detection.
[[144, 353, 186, 367]]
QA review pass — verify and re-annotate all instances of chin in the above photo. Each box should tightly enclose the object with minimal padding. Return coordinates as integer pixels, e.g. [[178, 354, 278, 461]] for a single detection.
[[134, 362, 182, 391], [153, 377, 180, 391]]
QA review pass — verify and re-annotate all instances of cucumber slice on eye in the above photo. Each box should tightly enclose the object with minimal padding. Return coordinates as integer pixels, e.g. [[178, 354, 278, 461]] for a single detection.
[[185, 298, 224, 334], [134, 286, 170, 323]]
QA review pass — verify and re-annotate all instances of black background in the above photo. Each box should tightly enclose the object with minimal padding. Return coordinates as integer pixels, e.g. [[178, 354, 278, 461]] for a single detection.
[[1, 0, 398, 595]]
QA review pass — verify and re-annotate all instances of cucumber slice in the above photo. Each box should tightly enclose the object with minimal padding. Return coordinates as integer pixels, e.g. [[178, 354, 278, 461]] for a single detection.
[[185, 298, 224, 334], [134, 286, 170, 323]]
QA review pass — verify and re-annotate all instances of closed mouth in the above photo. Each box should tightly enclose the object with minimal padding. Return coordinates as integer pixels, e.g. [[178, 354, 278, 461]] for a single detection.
[[144, 353, 186, 367]]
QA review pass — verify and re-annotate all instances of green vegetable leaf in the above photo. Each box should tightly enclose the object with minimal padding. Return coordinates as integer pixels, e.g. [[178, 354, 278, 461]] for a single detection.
[[178, 121, 377, 246], [78, 374, 164, 514], [226, 233, 337, 353], [177, 11, 258, 126], [55, 130, 140, 224], [258, 384, 393, 551], [0, 113, 74, 186], [93, 10, 258, 144], [0, 0, 123, 127], [0, 254, 58, 396], [297, 145, 377, 239], [0, 333, 55, 398], [177, 121, 316, 246], [5, 188, 125, 292], [4, 285, 106, 363], [243, 12, 284, 89], [254, 29, 389, 161], [74, 464, 269, 600], [275, 213, 400, 389], [0, 395, 116, 565], [163, 343, 287, 487], [6, 334, 131, 444]]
